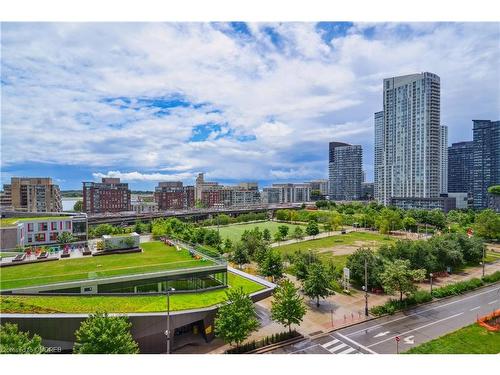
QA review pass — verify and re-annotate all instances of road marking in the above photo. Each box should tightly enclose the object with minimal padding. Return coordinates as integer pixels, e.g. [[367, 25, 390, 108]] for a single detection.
[[345, 286, 500, 337], [367, 312, 464, 348], [374, 331, 390, 338], [339, 347, 357, 354], [322, 339, 340, 348], [488, 300, 498, 305], [403, 335, 415, 344], [470, 306, 481, 311], [335, 332, 378, 354], [328, 343, 348, 353]]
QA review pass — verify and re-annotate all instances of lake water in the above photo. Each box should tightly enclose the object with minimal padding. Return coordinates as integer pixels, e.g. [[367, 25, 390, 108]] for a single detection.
[[62, 198, 81, 212]]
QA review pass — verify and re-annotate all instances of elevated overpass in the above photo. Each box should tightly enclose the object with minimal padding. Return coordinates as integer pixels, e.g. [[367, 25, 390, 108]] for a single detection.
[[87, 203, 304, 226]]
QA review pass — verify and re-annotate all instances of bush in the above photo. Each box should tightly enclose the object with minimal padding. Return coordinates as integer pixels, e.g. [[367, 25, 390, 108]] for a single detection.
[[225, 330, 301, 354], [431, 278, 484, 299], [483, 271, 500, 283]]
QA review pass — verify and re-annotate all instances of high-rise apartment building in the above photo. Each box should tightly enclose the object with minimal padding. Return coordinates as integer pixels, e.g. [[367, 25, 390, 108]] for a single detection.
[[374, 111, 384, 202], [195, 173, 219, 202], [328, 142, 362, 201], [154, 181, 195, 210], [307, 179, 329, 196], [472, 120, 500, 209], [1, 177, 62, 212], [448, 141, 474, 194], [440, 125, 448, 194], [261, 183, 311, 204], [375, 72, 442, 208], [82, 178, 131, 214]]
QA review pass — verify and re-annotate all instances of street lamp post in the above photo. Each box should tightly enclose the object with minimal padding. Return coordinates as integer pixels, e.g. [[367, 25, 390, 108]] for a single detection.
[[166, 287, 175, 354], [481, 247, 486, 278], [429, 273, 433, 294], [363, 257, 369, 317]]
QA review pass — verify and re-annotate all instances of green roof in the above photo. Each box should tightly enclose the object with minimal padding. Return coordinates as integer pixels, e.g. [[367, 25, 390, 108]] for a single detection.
[[0, 216, 73, 227]]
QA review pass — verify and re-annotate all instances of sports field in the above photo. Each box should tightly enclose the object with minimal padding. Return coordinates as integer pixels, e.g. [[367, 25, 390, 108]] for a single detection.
[[0, 242, 213, 290], [213, 221, 310, 242], [0, 272, 264, 313], [275, 231, 396, 260]]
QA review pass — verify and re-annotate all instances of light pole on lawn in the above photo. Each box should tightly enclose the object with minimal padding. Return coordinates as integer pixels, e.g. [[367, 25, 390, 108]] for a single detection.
[[481, 246, 486, 278], [165, 287, 175, 354], [429, 273, 434, 294]]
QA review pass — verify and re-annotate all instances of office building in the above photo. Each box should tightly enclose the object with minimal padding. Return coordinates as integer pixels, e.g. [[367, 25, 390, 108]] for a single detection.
[[1, 177, 62, 213], [328, 142, 362, 201], [447, 192, 470, 210], [375, 72, 442, 209], [472, 120, 500, 209], [440, 125, 448, 194], [82, 178, 131, 214], [448, 141, 474, 194], [307, 179, 329, 197], [200, 184, 260, 208], [390, 196, 456, 213], [154, 182, 195, 210]]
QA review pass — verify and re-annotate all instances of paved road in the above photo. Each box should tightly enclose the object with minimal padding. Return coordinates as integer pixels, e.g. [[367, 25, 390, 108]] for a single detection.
[[270, 283, 500, 354]]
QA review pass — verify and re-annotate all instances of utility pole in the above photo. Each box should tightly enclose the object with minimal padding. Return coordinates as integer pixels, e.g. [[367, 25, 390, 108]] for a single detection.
[[166, 287, 175, 354], [482, 246, 486, 277], [429, 273, 434, 294], [364, 257, 369, 317]]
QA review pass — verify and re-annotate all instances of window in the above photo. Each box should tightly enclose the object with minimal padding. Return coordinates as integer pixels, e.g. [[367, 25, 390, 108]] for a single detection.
[[27, 223, 33, 232], [27, 235, 32, 243], [51, 222, 57, 230], [65, 221, 72, 230], [35, 233, 46, 242], [49, 232, 58, 241], [38, 222, 48, 231]]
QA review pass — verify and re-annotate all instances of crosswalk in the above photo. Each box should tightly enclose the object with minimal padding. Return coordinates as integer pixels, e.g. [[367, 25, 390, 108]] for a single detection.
[[320, 337, 361, 354]]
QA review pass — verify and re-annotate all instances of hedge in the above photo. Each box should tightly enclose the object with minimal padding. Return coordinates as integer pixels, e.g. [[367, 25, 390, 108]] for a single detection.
[[225, 330, 301, 354], [371, 271, 500, 316]]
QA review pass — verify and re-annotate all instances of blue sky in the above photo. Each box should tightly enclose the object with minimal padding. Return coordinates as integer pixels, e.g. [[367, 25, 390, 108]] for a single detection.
[[1, 22, 499, 190]]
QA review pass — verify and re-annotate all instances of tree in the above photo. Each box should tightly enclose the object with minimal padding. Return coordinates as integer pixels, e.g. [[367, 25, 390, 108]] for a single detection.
[[271, 280, 307, 332], [346, 247, 383, 289], [379, 260, 425, 302], [73, 200, 83, 212], [214, 287, 259, 348], [292, 250, 320, 281], [278, 225, 290, 239], [292, 226, 304, 241], [0, 323, 46, 354], [376, 208, 402, 234], [262, 228, 272, 242], [231, 242, 250, 268], [273, 231, 284, 244], [275, 209, 291, 221], [329, 211, 343, 230], [402, 216, 417, 232], [73, 312, 139, 354], [223, 238, 233, 253], [259, 250, 284, 282], [474, 209, 500, 240], [305, 220, 320, 237], [57, 231, 75, 245], [303, 263, 334, 307], [323, 222, 333, 234]]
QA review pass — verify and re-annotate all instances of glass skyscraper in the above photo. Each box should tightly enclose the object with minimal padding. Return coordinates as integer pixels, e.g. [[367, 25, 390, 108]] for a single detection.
[[448, 141, 474, 194], [472, 120, 500, 209], [328, 142, 362, 201], [375, 72, 442, 206]]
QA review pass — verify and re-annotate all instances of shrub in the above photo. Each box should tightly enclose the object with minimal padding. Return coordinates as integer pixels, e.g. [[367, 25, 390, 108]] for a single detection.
[[225, 330, 301, 354], [483, 271, 500, 283], [431, 278, 484, 299]]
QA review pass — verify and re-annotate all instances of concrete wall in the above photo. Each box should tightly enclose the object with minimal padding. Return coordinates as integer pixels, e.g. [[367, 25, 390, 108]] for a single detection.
[[0, 227, 18, 250]]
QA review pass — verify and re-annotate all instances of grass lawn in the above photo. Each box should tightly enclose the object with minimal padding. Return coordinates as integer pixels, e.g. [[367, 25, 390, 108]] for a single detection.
[[0, 272, 264, 313], [0, 216, 71, 227], [275, 231, 396, 258], [213, 221, 310, 243], [404, 324, 500, 354], [486, 251, 500, 263], [0, 242, 213, 290]]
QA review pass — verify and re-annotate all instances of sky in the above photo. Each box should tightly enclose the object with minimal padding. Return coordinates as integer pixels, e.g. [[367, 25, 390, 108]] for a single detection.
[[1, 22, 499, 190]]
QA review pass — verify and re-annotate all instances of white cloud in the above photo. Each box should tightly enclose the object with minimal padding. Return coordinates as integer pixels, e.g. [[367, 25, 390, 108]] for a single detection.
[[1, 22, 499, 185]]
